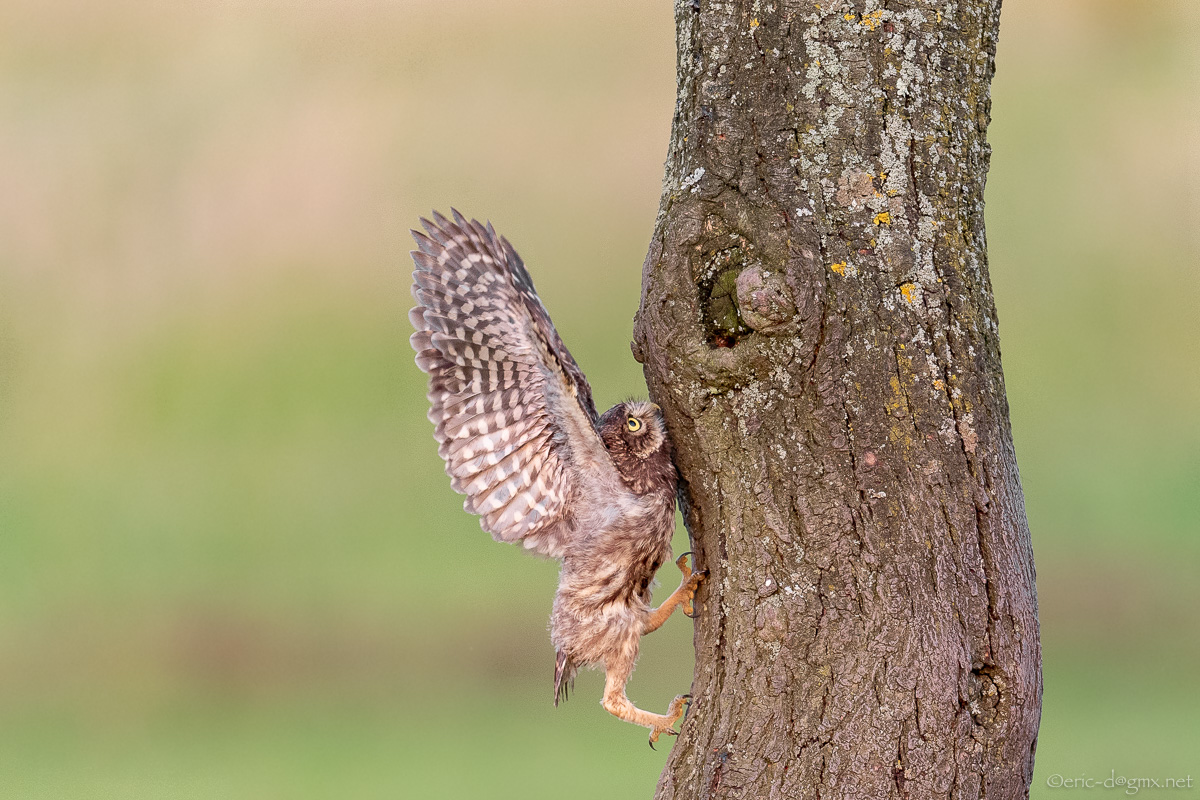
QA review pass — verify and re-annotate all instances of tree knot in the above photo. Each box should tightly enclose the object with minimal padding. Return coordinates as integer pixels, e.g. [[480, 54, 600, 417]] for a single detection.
[[735, 264, 796, 334]]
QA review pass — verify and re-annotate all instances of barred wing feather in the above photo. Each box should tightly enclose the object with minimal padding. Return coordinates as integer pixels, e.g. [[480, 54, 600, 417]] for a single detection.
[[409, 210, 610, 558]]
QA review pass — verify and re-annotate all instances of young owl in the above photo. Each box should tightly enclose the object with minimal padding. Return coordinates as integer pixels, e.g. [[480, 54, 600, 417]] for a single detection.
[[408, 210, 706, 745]]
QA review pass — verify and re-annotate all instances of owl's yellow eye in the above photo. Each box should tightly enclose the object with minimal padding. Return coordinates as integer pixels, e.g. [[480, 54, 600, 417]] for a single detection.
[[626, 417, 642, 432]]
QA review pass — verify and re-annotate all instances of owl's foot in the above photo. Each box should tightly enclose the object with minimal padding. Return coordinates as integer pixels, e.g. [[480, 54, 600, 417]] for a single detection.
[[674, 552, 707, 617], [601, 688, 692, 749], [602, 655, 694, 747], [647, 694, 692, 749], [644, 553, 708, 634]]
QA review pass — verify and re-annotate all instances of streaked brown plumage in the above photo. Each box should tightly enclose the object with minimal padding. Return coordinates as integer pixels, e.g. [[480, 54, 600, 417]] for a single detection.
[[408, 210, 705, 745]]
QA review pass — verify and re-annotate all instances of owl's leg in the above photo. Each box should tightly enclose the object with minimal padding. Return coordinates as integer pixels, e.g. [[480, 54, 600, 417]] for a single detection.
[[643, 552, 707, 634], [601, 648, 691, 748]]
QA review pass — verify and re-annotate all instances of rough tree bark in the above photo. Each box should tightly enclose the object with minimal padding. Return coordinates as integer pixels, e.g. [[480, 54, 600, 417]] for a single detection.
[[631, 2, 1040, 798]]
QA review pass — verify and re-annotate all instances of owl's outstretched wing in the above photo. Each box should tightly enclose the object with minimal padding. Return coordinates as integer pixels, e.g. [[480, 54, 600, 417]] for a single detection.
[[409, 210, 617, 558]]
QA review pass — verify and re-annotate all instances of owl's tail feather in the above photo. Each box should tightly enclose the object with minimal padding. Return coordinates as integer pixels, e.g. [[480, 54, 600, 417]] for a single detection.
[[554, 651, 576, 707]]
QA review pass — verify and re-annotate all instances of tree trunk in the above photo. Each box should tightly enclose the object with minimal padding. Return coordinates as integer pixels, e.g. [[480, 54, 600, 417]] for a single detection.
[[632, 2, 1040, 798]]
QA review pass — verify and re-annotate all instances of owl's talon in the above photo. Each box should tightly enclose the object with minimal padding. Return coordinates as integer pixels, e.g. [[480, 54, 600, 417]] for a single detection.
[[648, 727, 679, 749], [676, 552, 702, 617], [646, 692, 691, 746], [680, 566, 707, 617]]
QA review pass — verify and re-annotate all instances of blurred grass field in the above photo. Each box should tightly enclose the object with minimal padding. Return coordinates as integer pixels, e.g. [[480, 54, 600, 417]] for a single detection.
[[1, 1, 1197, 797]]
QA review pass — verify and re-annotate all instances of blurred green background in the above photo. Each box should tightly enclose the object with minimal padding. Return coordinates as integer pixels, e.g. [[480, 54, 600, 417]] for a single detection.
[[1, 1, 1196, 797]]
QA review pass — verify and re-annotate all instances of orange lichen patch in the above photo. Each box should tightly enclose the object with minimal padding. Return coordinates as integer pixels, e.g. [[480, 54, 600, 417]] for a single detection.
[[829, 261, 847, 276], [888, 423, 913, 448], [873, 211, 892, 226], [885, 376, 905, 413], [896, 350, 915, 385], [860, 10, 884, 30], [844, 13, 857, 21], [933, 378, 946, 392], [899, 282, 918, 304], [885, 375, 916, 449], [750, 17, 760, 28]]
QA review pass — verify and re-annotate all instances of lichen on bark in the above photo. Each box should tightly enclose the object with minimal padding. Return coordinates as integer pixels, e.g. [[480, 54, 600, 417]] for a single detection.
[[633, 1, 1041, 798]]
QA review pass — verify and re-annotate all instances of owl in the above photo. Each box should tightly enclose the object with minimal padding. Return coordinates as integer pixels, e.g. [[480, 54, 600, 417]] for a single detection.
[[408, 210, 706, 745]]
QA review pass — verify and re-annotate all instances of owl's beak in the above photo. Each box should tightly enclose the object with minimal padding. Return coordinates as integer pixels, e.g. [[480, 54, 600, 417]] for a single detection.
[[648, 403, 661, 414]]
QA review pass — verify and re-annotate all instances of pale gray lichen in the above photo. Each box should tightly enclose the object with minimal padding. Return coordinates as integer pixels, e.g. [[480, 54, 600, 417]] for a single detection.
[[680, 166, 706, 193]]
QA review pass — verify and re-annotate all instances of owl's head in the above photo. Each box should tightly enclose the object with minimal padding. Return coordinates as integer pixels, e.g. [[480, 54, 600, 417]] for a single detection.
[[598, 400, 675, 495]]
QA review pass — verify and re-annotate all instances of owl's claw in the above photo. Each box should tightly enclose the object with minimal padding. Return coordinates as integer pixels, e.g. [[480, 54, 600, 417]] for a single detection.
[[647, 693, 692, 748], [682, 574, 708, 617], [675, 553, 707, 618], [648, 728, 679, 750]]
